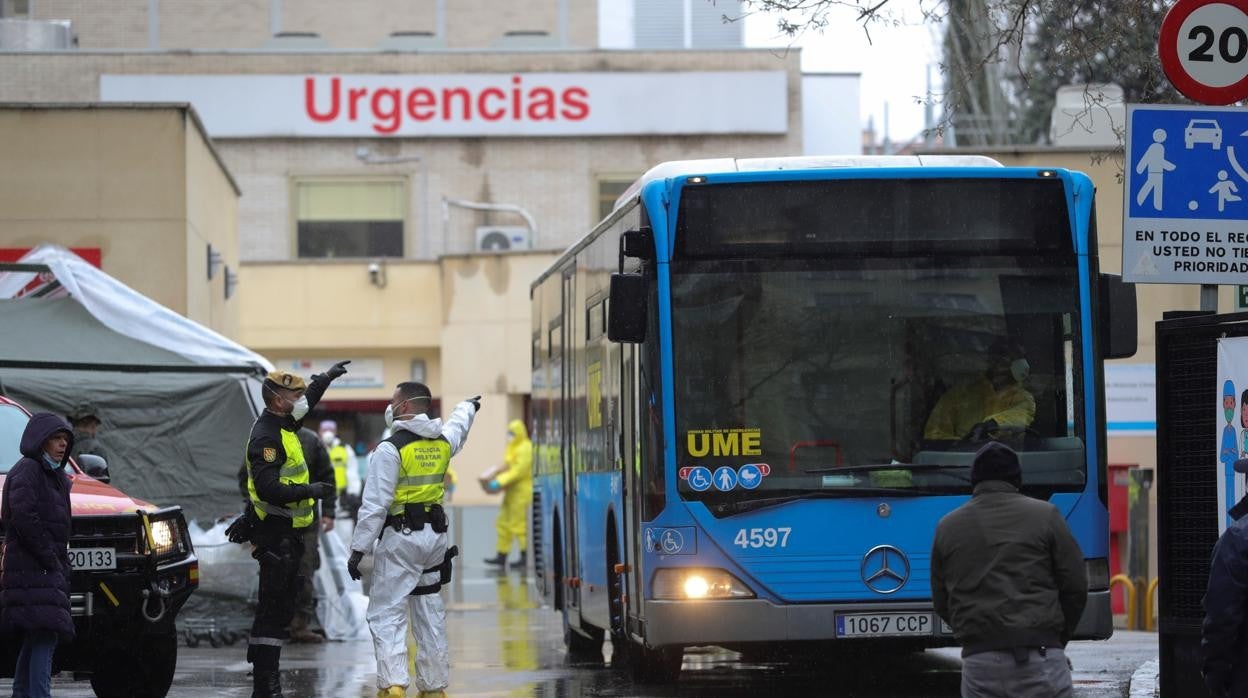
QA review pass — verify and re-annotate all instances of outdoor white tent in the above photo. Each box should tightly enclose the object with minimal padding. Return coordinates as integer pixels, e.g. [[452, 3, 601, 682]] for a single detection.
[[0, 245, 271, 521]]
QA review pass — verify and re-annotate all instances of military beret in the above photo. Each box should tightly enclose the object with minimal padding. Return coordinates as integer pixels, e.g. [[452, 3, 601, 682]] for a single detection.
[[264, 370, 307, 391]]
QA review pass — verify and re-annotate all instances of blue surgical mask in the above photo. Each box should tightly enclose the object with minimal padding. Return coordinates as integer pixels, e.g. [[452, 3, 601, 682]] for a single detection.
[[42, 453, 64, 470]]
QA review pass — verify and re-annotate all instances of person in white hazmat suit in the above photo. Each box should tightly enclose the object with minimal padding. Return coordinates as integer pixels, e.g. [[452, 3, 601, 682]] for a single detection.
[[347, 382, 479, 698]]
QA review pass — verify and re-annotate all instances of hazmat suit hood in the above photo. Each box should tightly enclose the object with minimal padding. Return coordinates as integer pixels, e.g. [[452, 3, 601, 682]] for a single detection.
[[393, 412, 446, 440], [507, 419, 529, 444], [19, 412, 74, 467]]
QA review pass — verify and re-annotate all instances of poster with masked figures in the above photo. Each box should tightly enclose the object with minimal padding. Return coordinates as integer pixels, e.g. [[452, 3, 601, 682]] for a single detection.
[[1216, 337, 1248, 534]]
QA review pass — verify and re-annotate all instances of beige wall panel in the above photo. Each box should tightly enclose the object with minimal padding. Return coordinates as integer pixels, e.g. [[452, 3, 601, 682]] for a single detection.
[[0, 110, 183, 222], [36, 0, 149, 49], [446, 0, 559, 49], [237, 261, 442, 348], [282, 0, 438, 49], [184, 114, 242, 336], [159, 0, 270, 50], [0, 220, 186, 311], [258, 347, 442, 401]]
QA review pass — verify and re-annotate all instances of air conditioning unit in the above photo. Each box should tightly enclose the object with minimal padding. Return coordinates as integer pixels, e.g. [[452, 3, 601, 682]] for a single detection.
[[475, 226, 532, 252]]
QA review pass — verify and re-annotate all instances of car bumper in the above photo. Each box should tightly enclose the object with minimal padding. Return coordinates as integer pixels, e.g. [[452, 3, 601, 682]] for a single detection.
[[641, 590, 1112, 646], [71, 554, 198, 630]]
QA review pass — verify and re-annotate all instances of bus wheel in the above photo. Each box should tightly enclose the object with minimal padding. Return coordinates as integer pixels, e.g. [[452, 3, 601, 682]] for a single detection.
[[625, 642, 683, 684]]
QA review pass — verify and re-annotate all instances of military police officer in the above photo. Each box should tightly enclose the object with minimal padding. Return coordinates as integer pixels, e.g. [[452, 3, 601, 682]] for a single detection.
[[244, 363, 347, 697]]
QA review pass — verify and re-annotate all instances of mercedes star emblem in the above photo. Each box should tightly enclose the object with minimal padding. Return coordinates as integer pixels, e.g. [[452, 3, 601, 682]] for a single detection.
[[877, 502, 891, 518], [860, 544, 910, 594]]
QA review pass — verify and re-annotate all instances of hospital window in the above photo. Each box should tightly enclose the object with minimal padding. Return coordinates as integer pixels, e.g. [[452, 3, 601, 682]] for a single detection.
[[1, 0, 30, 17], [596, 176, 638, 223], [293, 178, 406, 258]]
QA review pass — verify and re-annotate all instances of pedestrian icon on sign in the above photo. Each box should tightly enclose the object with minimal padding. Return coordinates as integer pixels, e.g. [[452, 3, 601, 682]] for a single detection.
[[713, 466, 738, 491], [1211, 170, 1242, 212], [1136, 128, 1176, 211]]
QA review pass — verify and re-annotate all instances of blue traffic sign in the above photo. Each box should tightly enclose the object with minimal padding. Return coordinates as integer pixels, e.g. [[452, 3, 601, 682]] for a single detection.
[[1124, 104, 1248, 284], [712, 466, 738, 491]]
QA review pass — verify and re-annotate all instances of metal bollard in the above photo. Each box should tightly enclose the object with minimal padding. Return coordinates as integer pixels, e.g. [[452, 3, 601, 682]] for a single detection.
[[1144, 577, 1159, 632], [1109, 574, 1138, 630]]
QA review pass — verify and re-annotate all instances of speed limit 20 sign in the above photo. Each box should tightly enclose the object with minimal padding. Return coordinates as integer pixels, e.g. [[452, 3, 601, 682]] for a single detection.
[[1161, 0, 1248, 104]]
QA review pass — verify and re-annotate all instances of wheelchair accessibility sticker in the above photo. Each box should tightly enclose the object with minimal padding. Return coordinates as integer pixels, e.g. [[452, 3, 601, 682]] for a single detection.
[[644, 527, 696, 555]]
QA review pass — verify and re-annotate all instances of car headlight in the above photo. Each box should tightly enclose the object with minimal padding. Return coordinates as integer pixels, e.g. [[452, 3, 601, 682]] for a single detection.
[[148, 520, 182, 556], [652, 568, 754, 600]]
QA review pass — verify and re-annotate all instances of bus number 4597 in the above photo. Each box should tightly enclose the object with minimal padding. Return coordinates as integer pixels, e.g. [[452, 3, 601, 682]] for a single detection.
[[733, 527, 791, 548]]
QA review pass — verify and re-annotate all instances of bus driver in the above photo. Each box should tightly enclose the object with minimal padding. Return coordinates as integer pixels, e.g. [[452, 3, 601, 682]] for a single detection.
[[923, 341, 1036, 442]]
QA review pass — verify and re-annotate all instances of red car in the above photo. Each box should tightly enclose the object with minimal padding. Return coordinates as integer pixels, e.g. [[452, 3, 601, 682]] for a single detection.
[[0, 395, 199, 697]]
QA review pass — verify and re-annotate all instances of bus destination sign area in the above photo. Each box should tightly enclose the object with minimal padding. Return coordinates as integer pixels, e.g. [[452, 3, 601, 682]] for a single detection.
[[1124, 103, 1248, 284]]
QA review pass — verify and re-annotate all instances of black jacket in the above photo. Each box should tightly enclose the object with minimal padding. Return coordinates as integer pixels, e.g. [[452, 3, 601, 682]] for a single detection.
[[930, 480, 1088, 656], [1203, 515, 1248, 697], [243, 373, 333, 526], [238, 427, 335, 519], [1, 413, 75, 641]]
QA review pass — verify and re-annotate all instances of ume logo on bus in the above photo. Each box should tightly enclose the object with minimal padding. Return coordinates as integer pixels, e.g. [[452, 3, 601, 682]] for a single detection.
[[686, 428, 763, 457]]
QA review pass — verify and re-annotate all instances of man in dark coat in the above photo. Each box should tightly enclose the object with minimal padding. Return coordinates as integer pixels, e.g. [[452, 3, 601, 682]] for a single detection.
[[2, 412, 75, 698], [1201, 457, 1248, 697], [931, 441, 1087, 697]]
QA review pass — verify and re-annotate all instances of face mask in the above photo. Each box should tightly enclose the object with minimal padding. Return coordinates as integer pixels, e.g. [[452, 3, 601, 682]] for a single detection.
[[1230, 408, 1237, 423], [1010, 359, 1030, 384], [321, 431, 335, 446], [42, 453, 63, 470], [384, 404, 394, 429], [290, 395, 309, 420]]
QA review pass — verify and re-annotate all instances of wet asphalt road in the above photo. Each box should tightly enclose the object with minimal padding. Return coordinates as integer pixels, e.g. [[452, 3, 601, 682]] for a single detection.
[[6, 506, 1158, 697]]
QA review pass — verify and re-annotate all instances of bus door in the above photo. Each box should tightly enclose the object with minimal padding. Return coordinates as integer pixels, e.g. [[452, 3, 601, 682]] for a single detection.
[[560, 268, 583, 616], [620, 343, 643, 628]]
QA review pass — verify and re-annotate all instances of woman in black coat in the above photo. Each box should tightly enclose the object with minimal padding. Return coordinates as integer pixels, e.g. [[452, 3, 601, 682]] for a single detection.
[[2, 413, 74, 698]]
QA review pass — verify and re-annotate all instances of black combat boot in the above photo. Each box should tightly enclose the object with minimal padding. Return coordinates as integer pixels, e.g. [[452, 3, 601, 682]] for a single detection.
[[509, 550, 527, 570], [484, 552, 506, 566], [252, 670, 284, 698]]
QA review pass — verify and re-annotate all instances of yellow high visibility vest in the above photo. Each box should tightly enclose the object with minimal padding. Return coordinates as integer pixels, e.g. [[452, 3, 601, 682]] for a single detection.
[[247, 428, 315, 529], [328, 443, 350, 492], [386, 432, 452, 515]]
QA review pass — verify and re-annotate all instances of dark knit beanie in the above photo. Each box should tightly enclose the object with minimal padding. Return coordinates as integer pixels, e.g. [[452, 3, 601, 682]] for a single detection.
[[971, 441, 1022, 486]]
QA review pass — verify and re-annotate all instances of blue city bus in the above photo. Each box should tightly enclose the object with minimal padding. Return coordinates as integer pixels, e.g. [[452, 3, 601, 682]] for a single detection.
[[528, 156, 1137, 682]]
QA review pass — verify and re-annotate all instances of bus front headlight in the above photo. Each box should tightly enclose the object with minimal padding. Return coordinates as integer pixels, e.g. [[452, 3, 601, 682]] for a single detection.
[[652, 568, 754, 600]]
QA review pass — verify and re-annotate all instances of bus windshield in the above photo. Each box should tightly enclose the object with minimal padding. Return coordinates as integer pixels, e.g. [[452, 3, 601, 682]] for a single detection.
[[670, 255, 1086, 512]]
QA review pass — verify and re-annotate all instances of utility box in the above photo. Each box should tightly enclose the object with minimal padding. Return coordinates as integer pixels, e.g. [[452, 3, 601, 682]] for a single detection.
[[1156, 310, 1248, 697]]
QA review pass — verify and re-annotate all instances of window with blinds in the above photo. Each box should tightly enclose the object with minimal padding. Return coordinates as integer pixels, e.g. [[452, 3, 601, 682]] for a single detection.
[[294, 178, 406, 258], [597, 176, 637, 223]]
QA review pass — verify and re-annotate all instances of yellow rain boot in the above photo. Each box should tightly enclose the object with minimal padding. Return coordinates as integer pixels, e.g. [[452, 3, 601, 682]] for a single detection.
[[377, 687, 407, 698]]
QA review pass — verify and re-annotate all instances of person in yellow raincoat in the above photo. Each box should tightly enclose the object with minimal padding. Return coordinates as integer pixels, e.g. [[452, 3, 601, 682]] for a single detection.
[[924, 341, 1036, 442], [483, 419, 532, 570]]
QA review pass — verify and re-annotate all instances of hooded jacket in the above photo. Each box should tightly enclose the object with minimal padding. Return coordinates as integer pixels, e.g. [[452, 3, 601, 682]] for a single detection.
[[1, 413, 75, 641], [350, 401, 477, 551], [496, 419, 533, 498]]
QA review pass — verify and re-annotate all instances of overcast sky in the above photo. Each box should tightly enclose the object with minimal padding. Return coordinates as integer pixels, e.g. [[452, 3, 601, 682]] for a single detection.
[[741, 2, 943, 145]]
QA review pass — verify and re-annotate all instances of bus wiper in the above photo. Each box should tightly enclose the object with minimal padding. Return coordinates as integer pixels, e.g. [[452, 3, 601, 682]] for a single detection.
[[717, 487, 931, 515], [805, 463, 971, 482]]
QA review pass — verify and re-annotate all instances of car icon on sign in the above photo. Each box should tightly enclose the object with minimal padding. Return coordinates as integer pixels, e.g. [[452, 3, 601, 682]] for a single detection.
[[1186, 119, 1223, 150]]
